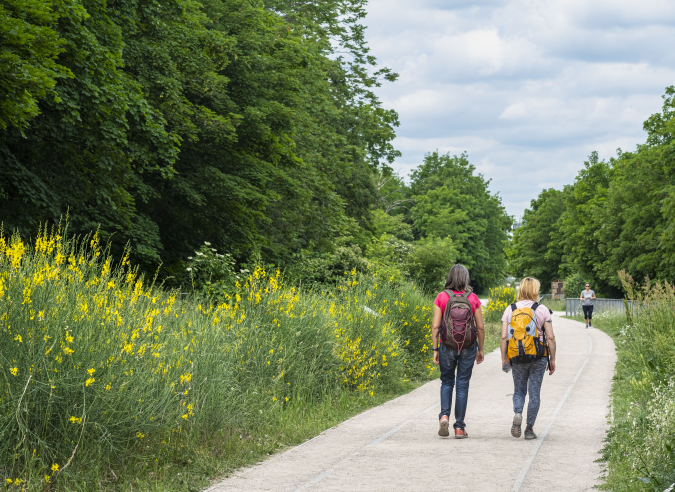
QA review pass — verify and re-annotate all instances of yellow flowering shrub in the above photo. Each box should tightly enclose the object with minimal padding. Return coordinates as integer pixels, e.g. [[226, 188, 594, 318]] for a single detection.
[[0, 227, 434, 485], [484, 285, 517, 322]]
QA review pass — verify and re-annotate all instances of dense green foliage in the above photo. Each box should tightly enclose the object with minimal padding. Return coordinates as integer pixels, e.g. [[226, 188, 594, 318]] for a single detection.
[[409, 152, 511, 292], [508, 188, 565, 289], [0, 0, 510, 294], [0, 0, 400, 274], [584, 274, 675, 490], [509, 87, 675, 296]]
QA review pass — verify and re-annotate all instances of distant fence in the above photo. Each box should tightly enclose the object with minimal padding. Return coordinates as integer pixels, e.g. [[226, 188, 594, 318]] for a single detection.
[[565, 298, 632, 317]]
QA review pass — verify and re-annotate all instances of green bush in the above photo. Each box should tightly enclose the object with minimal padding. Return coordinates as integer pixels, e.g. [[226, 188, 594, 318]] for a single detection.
[[563, 272, 587, 299], [286, 245, 371, 287], [405, 237, 458, 293]]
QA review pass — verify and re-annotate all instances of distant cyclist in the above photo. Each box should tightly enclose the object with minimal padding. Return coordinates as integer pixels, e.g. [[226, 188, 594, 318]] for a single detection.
[[580, 283, 596, 328]]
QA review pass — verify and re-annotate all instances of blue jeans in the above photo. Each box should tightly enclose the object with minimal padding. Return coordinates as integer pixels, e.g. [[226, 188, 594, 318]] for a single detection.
[[438, 343, 477, 429]]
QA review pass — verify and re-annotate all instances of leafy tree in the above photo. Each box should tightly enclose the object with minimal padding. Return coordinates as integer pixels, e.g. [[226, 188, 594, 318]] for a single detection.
[[557, 151, 616, 294], [509, 87, 675, 296], [372, 209, 413, 241], [508, 188, 566, 290], [0, 0, 71, 130], [0, 0, 401, 281], [408, 152, 511, 292]]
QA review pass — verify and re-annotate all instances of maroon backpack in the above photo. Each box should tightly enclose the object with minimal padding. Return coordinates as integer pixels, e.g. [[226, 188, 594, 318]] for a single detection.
[[439, 288, 477, 353]]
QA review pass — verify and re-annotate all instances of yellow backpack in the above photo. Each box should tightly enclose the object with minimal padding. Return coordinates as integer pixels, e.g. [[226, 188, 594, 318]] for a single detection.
[[506, 302, 549, 364]]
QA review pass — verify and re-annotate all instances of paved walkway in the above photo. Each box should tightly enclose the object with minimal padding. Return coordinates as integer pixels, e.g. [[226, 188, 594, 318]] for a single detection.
[[208, 315, 616, 491]]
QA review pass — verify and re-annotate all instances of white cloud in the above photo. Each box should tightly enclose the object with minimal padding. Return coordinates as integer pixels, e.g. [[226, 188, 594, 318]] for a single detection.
[[365, 0, 675, 218]]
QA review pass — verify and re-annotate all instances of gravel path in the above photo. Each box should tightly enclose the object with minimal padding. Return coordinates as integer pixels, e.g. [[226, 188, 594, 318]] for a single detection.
[[208, 315, 616, 492]]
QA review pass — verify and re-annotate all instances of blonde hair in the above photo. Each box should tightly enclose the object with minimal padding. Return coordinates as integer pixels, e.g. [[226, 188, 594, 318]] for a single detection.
[[517, 277, 540, 302]]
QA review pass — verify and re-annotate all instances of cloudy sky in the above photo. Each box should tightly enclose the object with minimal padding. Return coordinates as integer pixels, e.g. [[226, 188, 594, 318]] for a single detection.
[[364, 0, 675, 219]]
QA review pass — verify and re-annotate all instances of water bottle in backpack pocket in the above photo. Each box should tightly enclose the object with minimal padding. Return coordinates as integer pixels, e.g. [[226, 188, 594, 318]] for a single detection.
[[506, 302, 549, 364], [439, 288, 477, 354]]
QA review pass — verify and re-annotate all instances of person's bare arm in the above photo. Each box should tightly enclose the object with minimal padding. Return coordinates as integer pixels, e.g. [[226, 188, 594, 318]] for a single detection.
[[432, 305, 442, 365], [544, 320, 556, 375], [475, 306, 485, 364], [500, 319, 509, 371]]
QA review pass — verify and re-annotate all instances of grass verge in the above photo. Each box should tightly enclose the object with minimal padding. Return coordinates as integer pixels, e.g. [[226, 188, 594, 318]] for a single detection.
[[540, 298, 566, 312], [483, 321, 501, 353], [576, 274, 675, 491]]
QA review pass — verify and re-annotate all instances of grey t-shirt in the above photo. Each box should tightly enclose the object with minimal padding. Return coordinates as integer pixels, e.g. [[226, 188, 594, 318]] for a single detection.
[[581, 290, 595, 306]]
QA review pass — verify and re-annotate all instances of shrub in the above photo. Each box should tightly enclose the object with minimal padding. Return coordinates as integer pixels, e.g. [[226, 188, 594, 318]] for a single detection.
[[563, 272, 586, 299], [405, 237, 458, 293], [184, 242, 238, 297], [0, 228, 434, 487], [484, 285, 516, 322]]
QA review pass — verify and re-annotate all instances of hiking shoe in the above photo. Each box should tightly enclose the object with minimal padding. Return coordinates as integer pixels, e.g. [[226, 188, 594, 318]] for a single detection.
[[511, 413, 522, 438], [454, 428, 468, 439], [438, 415, 450, 437], [524, 425, 537, 440]]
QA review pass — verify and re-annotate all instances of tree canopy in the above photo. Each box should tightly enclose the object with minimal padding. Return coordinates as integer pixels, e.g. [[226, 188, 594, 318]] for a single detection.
[[509, 87, 675, 296], [1, 0, 511, 294], [0, 0, 400, 276], [409, 152, 511, 292]]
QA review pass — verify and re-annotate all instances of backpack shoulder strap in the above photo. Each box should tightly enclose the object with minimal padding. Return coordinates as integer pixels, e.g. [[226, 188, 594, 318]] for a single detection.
[[510, 303, 517, 311], [531, 302, 539, 312]]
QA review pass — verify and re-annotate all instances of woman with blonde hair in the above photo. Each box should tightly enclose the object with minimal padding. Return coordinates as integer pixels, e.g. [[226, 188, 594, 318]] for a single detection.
[[500, 277, 557, 440]]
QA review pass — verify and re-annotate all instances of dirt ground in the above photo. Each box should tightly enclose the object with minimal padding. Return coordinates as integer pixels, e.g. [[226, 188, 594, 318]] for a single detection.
[[207, 315, 616, 492]]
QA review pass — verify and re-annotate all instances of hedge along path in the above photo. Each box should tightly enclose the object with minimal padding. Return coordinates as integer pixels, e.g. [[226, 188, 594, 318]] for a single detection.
[[208, 315, 616, 492]]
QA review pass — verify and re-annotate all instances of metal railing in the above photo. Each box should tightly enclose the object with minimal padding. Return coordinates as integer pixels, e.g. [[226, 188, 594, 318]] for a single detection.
[[565, 298, 632, 317]]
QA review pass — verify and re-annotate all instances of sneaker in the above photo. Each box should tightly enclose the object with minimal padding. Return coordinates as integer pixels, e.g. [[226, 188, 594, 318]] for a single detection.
[[524, 425, 537, 440], [438, 415, 450, 437], [454, 428, 468, 439], [585, 324, 588, 329], [511, 413, 522, 438], [589, 322, 593, 327]]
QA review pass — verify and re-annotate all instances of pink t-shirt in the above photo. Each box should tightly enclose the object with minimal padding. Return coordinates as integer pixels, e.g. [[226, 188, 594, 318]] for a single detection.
[[434, 290, 481, 316], [501, 300, 552, 342]]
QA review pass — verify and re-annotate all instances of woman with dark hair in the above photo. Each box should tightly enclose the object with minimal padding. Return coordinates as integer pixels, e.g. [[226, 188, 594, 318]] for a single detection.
[[580, 283, 596, 328], [431, 264, 485, 438]]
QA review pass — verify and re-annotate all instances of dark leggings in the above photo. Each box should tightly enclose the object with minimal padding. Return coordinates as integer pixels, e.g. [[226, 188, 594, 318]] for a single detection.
[[582, 305, 594, 319]]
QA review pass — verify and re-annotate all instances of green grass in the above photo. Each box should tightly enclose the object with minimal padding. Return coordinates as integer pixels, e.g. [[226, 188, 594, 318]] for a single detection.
[[92, 385, 426, 491], [540, 298, 566, 311], [0, 230, 438, 490], [484, 321, 502, 353], [581, 288, 675, 491]]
